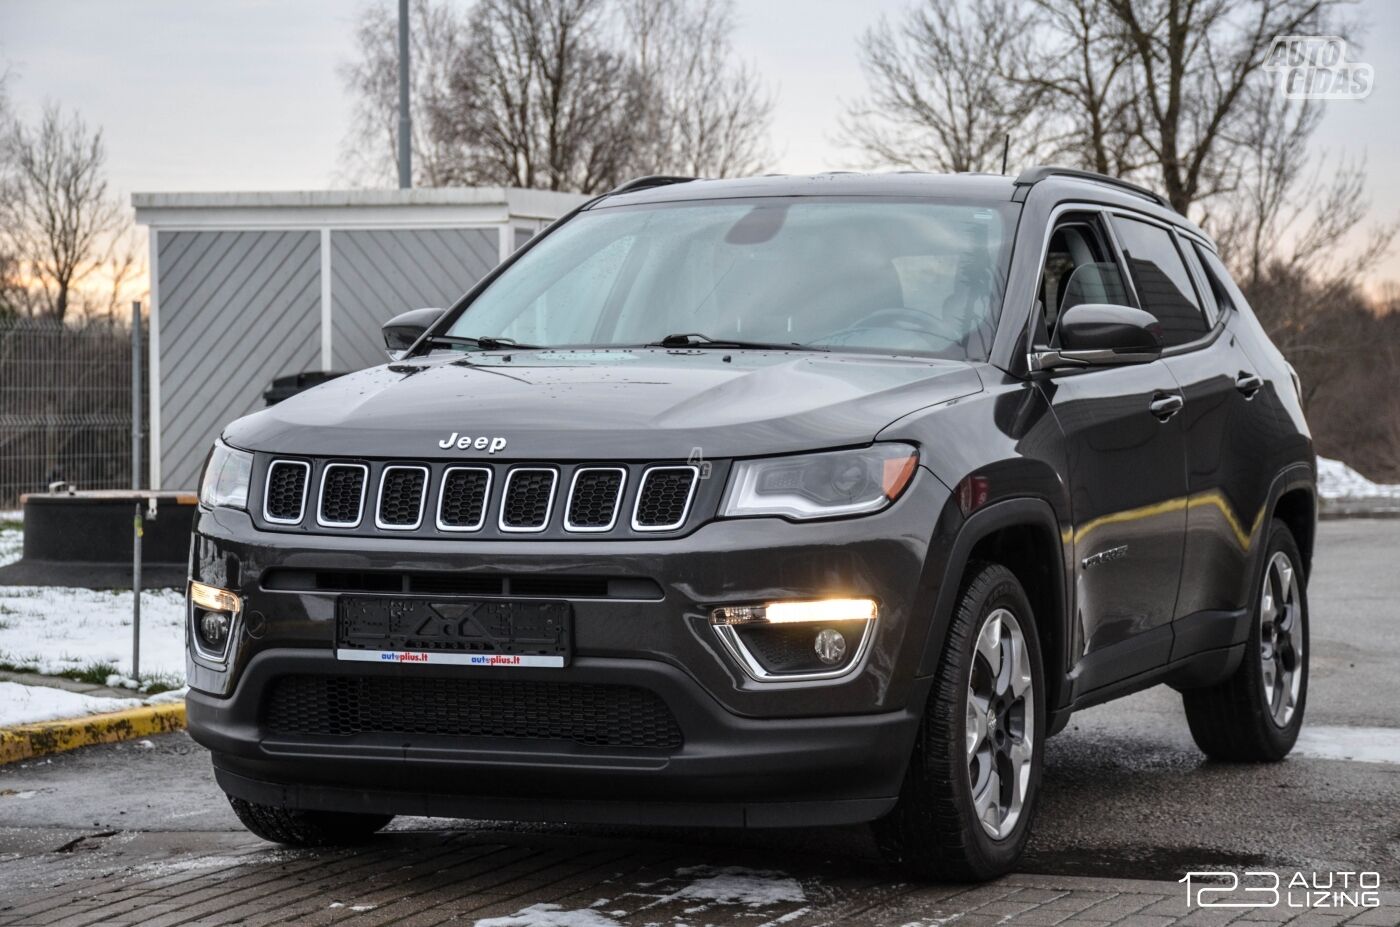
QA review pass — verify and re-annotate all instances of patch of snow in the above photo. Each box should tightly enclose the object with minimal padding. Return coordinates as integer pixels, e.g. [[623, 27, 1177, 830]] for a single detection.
[[1316, 457, 1400, 500], [475, 903, 624, 927], [145, 686, 188, 704], [0, 584, 186, 682], [0, 525, 21, 567], [1294, 726, 1400, 764], [0, 681, 140, 726], [105, 673, 140, 689], [669, 866, 805, 907]]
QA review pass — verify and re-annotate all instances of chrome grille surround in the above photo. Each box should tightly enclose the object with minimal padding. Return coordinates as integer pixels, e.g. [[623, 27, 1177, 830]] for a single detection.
[[564, 466, 628, 533], [374, 465, 430, 531], [436, 465, 493, 532], [316, 462, 369, 528], [498, 467, 558, 533], [632, 465, 700, 532], [263, 459, 311, 525]]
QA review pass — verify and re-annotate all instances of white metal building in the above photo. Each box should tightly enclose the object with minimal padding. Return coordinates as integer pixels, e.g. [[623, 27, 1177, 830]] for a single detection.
[[133, 188, 587, 490]]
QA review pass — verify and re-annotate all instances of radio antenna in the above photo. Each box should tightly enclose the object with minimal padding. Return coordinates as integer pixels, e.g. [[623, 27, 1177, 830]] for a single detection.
[[1001, 135, 1010, 175]]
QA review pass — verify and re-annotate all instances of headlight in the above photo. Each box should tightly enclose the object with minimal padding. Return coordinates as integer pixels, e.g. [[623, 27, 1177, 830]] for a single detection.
[[198, 440, 253, 510], [720, 443, 918, 520]]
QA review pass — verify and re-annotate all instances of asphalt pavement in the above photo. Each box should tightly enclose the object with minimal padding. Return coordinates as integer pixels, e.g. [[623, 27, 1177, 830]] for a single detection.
[[1, 520, 1398, 926]]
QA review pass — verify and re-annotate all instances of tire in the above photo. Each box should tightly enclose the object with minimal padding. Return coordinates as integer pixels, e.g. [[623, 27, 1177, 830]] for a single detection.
[[875, 562, 1045, 882], [227, 795, 393, 847], [1182, 519, 1309, 762]]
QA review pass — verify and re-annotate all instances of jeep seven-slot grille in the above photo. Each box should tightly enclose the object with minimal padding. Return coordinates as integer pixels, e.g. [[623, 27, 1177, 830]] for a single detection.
[[318, 464, 366, 526], [634, 467, 698, 529], [264, 461, 309, 523], [265, 459, 703, 535], [567, 468, 624, 529], [377, 467, 427, 528], [264, 675, 684, 749], [501, 469, 556, 530]]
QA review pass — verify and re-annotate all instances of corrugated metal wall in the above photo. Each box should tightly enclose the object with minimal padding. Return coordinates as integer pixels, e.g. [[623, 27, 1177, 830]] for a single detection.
[[158, 230, 322, 490], [156, 226, 502, 489], [329, 228, 498, 371]]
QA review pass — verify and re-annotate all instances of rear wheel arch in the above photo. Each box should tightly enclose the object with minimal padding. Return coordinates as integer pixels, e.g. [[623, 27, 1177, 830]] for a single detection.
[[1272, 484, 1316, 580]]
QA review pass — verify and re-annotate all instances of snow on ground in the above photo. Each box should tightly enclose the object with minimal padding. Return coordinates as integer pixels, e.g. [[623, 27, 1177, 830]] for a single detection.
[[0, 524, 20, 568], [475, 905, 623, 927], [0, 681, 141, 726], [474, 866, 807, 926], [668, 866, 806, 906], [0, 585, 186, 685], [0, 518, 185, 685], [1317, 456, 1400, 500]]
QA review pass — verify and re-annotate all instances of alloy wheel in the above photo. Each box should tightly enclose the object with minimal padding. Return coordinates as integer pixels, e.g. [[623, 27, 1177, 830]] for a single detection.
[[1259, 550, 1304, 727], [965, 607, 1035, 840]]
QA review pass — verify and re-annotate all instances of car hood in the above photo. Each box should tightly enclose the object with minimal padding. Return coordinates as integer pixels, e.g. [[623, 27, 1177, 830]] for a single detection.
[[224, 349, 983, 460]]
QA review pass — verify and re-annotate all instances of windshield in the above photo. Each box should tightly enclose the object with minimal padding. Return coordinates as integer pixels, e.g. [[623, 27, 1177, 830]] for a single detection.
[[443, 197, 1016, 360]]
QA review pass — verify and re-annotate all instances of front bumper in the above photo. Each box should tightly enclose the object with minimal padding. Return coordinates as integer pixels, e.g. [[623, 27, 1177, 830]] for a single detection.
[[187, 469, 956, 825]]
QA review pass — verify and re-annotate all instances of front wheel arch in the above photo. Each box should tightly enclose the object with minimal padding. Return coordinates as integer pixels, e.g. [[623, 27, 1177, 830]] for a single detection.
[[916, 497, 1071, 724]]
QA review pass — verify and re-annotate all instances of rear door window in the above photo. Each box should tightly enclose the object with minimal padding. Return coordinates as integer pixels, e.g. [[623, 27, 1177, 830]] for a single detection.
[[1111, 216, 1210, 348]]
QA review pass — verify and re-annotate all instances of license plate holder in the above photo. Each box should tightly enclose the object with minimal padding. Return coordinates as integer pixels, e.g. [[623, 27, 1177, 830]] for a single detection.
[[335, 596, 571, 668]]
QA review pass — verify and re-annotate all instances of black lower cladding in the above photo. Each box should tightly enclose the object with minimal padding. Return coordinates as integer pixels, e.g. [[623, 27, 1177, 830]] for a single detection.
[[264, 674, 684, 749]]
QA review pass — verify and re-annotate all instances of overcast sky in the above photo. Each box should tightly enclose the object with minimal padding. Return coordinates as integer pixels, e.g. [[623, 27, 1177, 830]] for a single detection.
[[2, 0, 1398, 281]]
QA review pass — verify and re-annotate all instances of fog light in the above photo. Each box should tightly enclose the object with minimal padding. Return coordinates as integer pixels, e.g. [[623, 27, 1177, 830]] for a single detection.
[[199, 611, 231, 645], [188, 580, 241, 663], [813, 628, 847, 665], [189, 580, 241, 615], [711, 597, 877, 626]]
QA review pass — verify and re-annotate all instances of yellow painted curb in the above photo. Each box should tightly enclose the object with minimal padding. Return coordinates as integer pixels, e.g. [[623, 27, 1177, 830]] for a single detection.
[[0, 702, 186, 765]]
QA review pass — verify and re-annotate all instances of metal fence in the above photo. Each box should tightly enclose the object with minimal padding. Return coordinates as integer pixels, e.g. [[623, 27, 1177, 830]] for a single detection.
[[0, 316, 145, 508]]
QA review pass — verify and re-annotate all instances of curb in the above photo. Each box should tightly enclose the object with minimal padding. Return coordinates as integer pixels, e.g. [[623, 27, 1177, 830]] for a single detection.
[[0, 702, 186, 765]]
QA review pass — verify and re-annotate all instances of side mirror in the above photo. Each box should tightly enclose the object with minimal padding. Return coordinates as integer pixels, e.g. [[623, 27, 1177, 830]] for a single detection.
[[1031, 303, 1162, 370], [382, 307, 445, 357]]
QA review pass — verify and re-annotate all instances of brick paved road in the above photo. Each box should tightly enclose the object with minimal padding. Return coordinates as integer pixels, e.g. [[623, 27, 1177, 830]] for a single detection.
[[2, 825, 1395, 927]]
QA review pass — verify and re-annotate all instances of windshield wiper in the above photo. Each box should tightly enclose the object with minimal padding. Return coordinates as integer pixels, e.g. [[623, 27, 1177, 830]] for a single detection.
[[425, 334, 540, 351], [645, 332, 826, 351]]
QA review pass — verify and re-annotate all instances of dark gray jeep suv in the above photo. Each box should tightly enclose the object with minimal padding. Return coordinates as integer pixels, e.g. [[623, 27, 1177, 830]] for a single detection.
[[187, 168, 1315, 880]]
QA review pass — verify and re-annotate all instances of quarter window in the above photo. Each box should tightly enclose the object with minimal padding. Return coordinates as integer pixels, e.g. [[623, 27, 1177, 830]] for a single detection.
[[1111, 217, 1210, 347]]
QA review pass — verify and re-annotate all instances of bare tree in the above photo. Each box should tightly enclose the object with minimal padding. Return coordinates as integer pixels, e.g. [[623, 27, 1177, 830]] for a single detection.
[[342, 0, 770, 190], [841, 0, 1047, 173], [622, 0, 773, 177], [339, 0, 469, 187], [1105, 0, 1349, 214], [0, 70, 23, 318], [0, 105, 123, 322], [1023, 0, 1140, 176]]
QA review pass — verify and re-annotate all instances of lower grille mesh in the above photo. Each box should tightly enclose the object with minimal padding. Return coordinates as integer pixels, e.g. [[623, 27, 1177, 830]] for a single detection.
[[264, 675, 683, 749]]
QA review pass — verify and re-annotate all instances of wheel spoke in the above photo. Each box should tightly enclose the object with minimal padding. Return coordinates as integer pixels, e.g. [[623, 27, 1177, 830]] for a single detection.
[[975, 766, 1001, 825], [976, 613, 1003, 680], [966, 694, 988, 757]]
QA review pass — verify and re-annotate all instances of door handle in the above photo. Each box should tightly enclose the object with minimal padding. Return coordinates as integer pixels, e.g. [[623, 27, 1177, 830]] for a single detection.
[[1149, 392, 1184, 421], [1235, 371, 1263, 398]]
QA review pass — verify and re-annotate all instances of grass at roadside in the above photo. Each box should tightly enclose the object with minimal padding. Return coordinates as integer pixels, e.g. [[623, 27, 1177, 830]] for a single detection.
[[0, 659, 182, 694]]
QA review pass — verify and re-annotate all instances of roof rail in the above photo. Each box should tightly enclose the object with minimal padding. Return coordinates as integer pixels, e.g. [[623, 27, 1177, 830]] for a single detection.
[[608, 175, 695, 195], [1013, 166, 1170, 208]]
